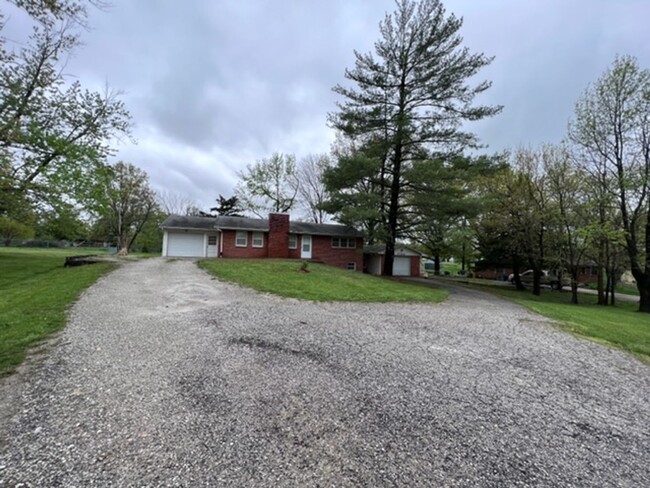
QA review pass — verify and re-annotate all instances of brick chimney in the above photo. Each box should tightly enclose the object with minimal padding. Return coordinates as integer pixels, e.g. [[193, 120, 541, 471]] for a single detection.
[[267, 213, 289, 258]]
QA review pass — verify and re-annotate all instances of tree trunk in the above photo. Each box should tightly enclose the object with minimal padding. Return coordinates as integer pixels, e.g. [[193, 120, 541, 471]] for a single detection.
[[640, 208, 650, 312], [434, 254, 441, 275], [570, 269, 579, 304], [383, 143, 403, 277], [461, 241, 466, 273], [512, 255, 525, 291], [532, 268, 542, 296], [638, 276, 650, 313], [596, 264, 606, 304], [383, 238, 395, 276]]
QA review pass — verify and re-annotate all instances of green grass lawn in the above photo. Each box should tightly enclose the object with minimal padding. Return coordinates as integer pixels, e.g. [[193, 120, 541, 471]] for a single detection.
[[199, 258, 448, 303], [468, 282, 650, 363], [584, 280, 639, 296], [424, 261, 463, 276], [0, 247, 115, 373]]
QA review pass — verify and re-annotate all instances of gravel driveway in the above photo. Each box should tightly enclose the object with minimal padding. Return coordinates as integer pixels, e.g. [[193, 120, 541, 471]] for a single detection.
[[1, 258, 648, 487]]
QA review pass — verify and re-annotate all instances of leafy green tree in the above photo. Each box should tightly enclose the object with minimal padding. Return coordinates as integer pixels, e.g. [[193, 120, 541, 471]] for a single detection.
[[323, 137, 389, 243], [0, 0, 131, 216], [569, 55, 650, 312], [543, 145, 594, 303], [405, 154, 504, 273], [0, 215, 33, 245], [475, 156, 549, 294], [96, 162, 157, 255], [36, 202, 87, 241], [329, 0, 501, 275], [235, 152, 298, 218], [133, 208, 165, 253]]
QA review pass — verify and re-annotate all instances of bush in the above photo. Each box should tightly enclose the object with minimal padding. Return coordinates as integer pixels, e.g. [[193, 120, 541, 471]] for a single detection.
[[0, 216, 34, 246]]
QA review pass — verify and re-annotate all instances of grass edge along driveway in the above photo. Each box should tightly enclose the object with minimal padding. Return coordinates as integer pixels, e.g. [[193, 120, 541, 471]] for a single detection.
[[465, 281, 650, 364], [0, 248, 116, 374], [199, 258, 448, 303]]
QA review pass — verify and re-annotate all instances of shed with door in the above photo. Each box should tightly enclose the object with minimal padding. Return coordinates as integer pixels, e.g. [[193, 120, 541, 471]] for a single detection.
[[363, 244, 423, 277]]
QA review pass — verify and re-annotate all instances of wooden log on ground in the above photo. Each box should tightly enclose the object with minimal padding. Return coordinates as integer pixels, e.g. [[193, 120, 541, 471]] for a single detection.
[[64, 255, 103, 267]]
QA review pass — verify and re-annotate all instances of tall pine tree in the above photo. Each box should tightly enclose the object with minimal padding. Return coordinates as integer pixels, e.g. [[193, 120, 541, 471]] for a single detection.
[[328, 0, 501, 275]]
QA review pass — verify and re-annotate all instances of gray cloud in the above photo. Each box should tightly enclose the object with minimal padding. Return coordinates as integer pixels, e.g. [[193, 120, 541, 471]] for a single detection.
[[12, 0, 648, 210]]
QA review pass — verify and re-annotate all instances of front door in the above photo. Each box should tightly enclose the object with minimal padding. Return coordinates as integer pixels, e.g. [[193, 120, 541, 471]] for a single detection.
[[300, 235, 312, 259]]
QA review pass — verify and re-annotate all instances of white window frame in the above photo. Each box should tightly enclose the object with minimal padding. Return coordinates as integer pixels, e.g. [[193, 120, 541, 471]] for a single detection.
[[235, 231, 247, 247], [252, 231, 264, 248], [288, 233, 297, 249], [347, 262, 356, 271]]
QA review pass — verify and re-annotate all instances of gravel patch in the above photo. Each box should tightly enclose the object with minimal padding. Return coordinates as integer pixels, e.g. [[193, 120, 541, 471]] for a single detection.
[[0, 258, 648, 487]]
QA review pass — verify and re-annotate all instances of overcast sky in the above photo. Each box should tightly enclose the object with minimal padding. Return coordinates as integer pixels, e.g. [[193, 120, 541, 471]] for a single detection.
[[8, 0, 650, 211]]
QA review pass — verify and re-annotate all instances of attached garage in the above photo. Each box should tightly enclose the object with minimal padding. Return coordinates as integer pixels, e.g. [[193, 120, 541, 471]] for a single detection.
[[164, 232, 205, 257]]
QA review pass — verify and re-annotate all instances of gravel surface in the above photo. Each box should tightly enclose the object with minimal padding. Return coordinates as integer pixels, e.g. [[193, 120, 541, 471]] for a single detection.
[[1, 258, 648, 487]]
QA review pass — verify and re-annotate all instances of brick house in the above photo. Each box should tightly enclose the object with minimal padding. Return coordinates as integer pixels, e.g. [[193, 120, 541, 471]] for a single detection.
[[161, 213, 365, 271]]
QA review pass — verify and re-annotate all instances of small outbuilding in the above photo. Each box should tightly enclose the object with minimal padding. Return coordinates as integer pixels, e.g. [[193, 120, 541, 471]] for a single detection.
[[363, 244, 423, 277]]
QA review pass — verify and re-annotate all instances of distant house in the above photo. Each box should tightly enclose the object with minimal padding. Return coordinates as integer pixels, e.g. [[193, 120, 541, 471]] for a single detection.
[[161, 213, 364, 271], [363, 244, 423, 277]]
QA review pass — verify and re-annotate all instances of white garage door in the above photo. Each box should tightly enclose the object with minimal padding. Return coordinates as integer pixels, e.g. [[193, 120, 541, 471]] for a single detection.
[[166, 232, 204, 257], [393, 256, 411, 276]]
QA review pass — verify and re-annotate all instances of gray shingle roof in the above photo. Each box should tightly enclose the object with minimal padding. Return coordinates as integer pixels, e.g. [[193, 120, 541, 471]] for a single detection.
[[289, 221, 363, 237], [363, 244, 423, 256], [161, 214, 362, 237], [161, 215, 268, 231]]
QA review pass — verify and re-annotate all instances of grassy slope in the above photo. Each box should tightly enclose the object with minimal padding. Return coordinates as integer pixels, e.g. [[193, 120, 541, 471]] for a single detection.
[[199, 258, 448, 303], [584, 280, 638, 296], [0, 247, 115, 372], [469, 282, 649, 362]]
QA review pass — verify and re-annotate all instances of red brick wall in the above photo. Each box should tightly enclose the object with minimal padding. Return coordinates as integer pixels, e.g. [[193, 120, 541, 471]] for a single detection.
[[218, 227, 363, 272], [410, 256, 420, 277], [268, 213, 289, 258], [220, 229, 268, 258], [311, 235, 363, 271], [288, 236, 300, 259]]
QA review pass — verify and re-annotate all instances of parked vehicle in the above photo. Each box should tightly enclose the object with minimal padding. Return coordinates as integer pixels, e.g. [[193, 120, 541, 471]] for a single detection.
[[508, 269, 571, 290]]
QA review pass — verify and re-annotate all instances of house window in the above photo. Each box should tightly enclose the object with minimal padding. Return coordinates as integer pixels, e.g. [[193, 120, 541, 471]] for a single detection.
[[252, 232, 264, 248], [347, 262, 356, 271], [288, 233, 297, 249], [332, 237, 356, 249], [207, 235, 217, 246], [235, 231, 247, 247]]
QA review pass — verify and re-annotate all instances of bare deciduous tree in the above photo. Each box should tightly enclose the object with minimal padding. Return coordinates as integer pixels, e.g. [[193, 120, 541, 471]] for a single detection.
[[296, 154, 331, 223], [157, 189, 200, 216]]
